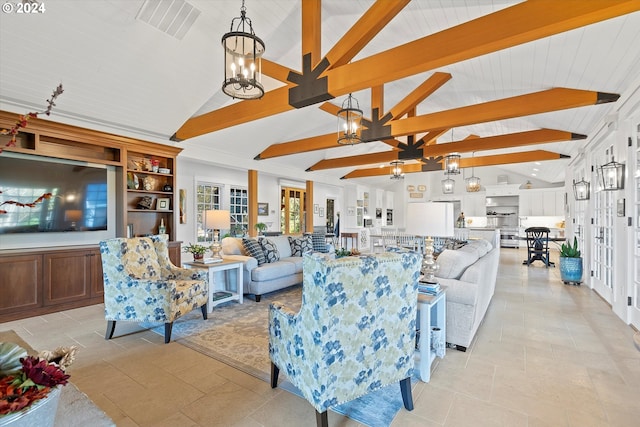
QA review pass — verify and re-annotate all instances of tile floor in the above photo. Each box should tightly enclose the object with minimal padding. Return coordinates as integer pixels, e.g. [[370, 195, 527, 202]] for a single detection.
[[2, 248, 639, 426]]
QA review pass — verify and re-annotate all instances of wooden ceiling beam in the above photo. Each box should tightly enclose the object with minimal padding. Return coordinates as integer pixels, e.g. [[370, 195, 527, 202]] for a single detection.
[[308, 129, 582, 170], [255, 133, 336, 160], [324, 0, 410, 68], [302, 0, 322, 68], [261, 59, 297, 84], [308, 151, 398, 171], [328, 0, 640, 94], [387, 88, 615, 140], [174, 0, 637, 140], [341, 150, 569, 179], [390, 73, 452, 119]]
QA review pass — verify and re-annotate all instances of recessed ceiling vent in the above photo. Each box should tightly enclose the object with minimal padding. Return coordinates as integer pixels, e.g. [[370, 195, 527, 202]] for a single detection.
[[136, 0, 201, 40]]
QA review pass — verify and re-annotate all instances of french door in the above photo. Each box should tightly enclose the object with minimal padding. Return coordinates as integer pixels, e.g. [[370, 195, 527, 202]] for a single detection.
[[592, 144, 615, 302], [281, 187, 306, 235], [631, 120, 640, 328]]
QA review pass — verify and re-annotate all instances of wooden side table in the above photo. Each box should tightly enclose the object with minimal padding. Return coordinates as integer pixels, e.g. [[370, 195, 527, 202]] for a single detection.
[[183, 259, 243, 312], [416, 288, 446, 382]]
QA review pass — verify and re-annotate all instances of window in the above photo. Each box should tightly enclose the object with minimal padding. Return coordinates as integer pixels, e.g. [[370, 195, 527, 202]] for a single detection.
[[281, 187, 306, 234], [196, 182, 221, 242], [230, 187, 248, 236]]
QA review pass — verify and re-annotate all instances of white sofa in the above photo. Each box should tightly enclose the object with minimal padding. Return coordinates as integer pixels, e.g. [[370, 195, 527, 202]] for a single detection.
[[221, 235, 303, 301], [434, 230, 500, 351]]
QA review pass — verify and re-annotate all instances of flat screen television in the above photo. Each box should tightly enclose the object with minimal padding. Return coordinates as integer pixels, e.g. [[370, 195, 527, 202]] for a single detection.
[[0, 153, 108, 234]]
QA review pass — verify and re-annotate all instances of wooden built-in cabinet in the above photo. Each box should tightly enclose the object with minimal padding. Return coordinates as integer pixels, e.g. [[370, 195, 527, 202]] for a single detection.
[[0, 110, 183, 321]]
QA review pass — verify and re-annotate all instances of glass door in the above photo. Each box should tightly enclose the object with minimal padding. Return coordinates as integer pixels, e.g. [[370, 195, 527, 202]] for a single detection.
[[280, 187, 305, 234], [632, 121, 640, 328], [592, 144, 615, 302]]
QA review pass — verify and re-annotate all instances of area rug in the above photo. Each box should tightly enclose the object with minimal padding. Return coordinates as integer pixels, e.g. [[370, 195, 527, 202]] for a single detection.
[[0, 330, 115, 427], [148, 285, 416, 427]]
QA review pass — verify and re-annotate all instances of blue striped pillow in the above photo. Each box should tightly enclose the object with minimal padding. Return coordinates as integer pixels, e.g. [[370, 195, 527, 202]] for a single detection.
[[242, 238, 266, 265]]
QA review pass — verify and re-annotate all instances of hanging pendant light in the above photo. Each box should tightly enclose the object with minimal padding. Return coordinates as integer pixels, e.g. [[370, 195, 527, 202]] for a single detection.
[[222, 0, 265, 100], [572, 178, 590, 200], [442, 177, 455, 194], [444, 153, 461, 175], [465, 152, 481, 192], [337, 93, 363, 145], [599, 157, 625, 190], [390, 160, 404, 180]]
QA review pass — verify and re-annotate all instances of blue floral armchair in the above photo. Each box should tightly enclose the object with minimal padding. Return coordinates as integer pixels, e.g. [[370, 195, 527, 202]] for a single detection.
[[268, 251, 421, 427], [99, 235, 209, 343]]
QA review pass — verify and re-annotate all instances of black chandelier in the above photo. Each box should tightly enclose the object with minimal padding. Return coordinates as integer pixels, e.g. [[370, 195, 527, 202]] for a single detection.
[[222, 0, 265, 100], [337, 93, 363, 145]]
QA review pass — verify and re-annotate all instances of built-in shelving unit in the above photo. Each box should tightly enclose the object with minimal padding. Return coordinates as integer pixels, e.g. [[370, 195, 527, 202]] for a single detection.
[[0, 110, 183, 321]]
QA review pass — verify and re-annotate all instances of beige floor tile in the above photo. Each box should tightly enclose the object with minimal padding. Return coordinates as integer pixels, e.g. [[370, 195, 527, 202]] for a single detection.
[[3, 247, 638, 426]]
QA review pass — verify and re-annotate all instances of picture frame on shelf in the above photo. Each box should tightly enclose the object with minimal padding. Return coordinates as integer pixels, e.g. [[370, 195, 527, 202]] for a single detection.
[[258, 202, 269, 216], [156, 197, 170, 211]]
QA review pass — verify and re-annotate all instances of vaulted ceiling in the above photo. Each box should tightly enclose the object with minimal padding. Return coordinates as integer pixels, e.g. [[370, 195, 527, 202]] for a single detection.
[[1, 1, 639, 188]]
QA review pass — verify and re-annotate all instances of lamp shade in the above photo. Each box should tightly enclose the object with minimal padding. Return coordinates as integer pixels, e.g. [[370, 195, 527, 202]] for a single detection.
[[206, 209, 231, 230], [406, 202, 454, 238]]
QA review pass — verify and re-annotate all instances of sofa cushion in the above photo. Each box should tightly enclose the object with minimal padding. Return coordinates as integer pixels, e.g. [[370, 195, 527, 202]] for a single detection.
[[280, 256, 303, 273], [311, 233, 328, 253], [458, 240, 489, 258], [251, 261, 296, 281], [289, 235, 313, 256], [242, 238, 266, 265], [222, 237, 244, 256], [260, 238, 280, 263], [264, 235, 292, 258], [435, 249, 479, 279]]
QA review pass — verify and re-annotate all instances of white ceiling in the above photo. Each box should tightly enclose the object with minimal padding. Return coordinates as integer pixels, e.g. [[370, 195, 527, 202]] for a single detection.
[[1, 1, 639, 188]]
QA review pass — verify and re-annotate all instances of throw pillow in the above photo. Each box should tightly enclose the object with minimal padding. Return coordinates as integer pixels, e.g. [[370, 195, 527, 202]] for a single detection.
[[242, 238, 266, 265], [311, 233, 328, 253], [260, 238, 280, 263], [289, 235, 313, 256]]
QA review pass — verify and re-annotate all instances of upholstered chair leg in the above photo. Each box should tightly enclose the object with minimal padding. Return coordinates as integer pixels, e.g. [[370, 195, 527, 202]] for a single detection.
[[270, 362, 280, 388], [201, 303, 208, 320], [400, 377, 413, 411], [164, 322, 173, 343], [315, 410, 328, 427], [105, 320, 116, 340], [255, 295, 261, 302]]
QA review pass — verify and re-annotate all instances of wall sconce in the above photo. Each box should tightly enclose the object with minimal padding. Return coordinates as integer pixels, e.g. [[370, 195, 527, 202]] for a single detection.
[[600, 157, 625, 191], [444, 153, 461, 175], [572, 178, 590, 200], [441, 177, 455, 194]]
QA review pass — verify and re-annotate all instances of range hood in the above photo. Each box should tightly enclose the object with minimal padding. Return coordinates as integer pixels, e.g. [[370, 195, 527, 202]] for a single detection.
[[486, 195, 519, 207]]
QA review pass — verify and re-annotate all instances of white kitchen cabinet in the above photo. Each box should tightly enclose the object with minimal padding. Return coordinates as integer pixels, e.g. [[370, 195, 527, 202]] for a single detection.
[[519, 188, 565, 216], [462, 193, 486, 216]]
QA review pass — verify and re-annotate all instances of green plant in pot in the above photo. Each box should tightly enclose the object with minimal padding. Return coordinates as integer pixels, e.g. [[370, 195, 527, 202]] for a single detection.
[[559, 236, 582, 285], [254, 222, 267, 235], [183, 243, 208, 260]]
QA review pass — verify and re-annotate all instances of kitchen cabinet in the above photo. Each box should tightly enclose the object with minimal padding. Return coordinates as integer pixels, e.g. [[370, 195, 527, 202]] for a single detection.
[[519, 188, 565, 216], [462, 193, 486, 216]]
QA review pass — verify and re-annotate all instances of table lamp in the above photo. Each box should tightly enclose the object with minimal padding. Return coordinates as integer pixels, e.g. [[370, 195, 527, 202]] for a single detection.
[[206, 209, 231, 260], [406, 202, 454, 283]]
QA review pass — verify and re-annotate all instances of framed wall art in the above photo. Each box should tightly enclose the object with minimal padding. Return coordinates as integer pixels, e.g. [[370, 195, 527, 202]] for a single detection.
[[156, 198, 170, 211], [258, 202, 269, 216]]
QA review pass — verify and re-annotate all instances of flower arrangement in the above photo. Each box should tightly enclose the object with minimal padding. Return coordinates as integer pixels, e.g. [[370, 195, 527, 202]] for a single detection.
[[0, 342, 77, 416]]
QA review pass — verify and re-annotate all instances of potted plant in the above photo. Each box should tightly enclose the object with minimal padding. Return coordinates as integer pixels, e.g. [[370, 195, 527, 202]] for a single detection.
[[254, 222, 267, 235], [183, 243, 208, 261], [559, 236, 582, 285]]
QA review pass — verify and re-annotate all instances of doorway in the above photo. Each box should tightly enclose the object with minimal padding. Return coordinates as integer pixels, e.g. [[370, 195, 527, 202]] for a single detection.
[[592, 143, 615, 303], [280, 187, 306, 234]]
